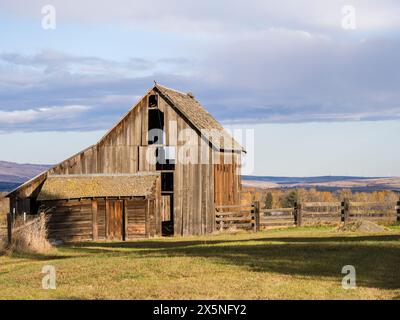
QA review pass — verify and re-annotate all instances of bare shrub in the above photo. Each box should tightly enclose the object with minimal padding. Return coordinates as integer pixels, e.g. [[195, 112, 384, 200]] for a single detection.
[[0, 237, 6, 255], [10, 214, 52, 254]]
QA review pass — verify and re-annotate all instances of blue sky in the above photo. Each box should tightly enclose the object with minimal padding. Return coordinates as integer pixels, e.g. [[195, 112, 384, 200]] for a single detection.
[[0, 1, 399, 176]]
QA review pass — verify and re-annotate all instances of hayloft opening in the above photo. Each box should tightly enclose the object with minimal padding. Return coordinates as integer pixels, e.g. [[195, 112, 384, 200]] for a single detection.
[[148, 109, 164, 145], [148, 94, 158, 108]]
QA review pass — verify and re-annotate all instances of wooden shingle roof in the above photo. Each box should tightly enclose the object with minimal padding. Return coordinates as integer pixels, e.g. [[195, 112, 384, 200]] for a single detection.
[[155, 84, 244, 152], [37, 173, 159, 201]]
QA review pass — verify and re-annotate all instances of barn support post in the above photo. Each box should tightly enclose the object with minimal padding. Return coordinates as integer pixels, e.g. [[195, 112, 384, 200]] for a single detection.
[[253, 201, 260, 232], [92, 199, 98, 241], [7, 212, 12, 245], [397, 198, 400, 223]]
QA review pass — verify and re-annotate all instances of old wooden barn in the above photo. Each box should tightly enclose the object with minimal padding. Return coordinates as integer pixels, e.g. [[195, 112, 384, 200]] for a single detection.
[[7, 84, 244, 241]]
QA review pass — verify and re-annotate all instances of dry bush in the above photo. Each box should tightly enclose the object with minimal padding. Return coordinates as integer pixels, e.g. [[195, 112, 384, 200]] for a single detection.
[[0, 193, 8, 241], [0, 237, 6, 254], [9, 215, 52, 254], [0, 192, 9, 214]]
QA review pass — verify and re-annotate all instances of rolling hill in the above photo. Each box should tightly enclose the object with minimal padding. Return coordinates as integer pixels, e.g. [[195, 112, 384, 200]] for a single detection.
[[0, 161, 50, 192]]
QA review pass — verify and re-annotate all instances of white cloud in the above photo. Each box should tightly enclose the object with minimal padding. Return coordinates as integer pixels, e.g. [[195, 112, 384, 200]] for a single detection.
[[1, 0, 399, 35], [0, 105, 90, 125]]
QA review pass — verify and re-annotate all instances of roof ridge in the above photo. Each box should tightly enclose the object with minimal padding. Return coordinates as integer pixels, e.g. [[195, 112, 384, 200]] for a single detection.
[[155, 83, 188, 96], [48, 172, 160, 178]]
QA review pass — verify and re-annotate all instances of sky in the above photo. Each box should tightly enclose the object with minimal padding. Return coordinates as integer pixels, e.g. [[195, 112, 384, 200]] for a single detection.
[[0, 1, 399, 176]]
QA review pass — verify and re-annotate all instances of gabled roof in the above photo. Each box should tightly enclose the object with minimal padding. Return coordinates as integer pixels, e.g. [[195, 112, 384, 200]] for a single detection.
[[155, 84, 244, 152], [37, 173, 159, 201]]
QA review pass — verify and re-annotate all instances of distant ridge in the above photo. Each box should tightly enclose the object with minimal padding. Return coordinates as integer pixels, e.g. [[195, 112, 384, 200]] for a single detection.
[[242, 175, 384, 184], [1, 162, 399, 193], [242, 175, 400, 192], [0, 161, 51, 192]]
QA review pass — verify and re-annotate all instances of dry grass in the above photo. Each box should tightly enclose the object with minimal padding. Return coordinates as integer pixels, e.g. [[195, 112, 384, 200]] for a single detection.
[[0, 192, 9, 215], [0, 227, 400, 300], [8, 215, 52, 254], [0, 193, 8, 242]]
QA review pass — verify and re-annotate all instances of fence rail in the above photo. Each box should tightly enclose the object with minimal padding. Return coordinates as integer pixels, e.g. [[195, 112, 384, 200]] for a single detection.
[[216, 198, 400, 232], [215, 204, 259, 232], [261, 207, 295, 228]]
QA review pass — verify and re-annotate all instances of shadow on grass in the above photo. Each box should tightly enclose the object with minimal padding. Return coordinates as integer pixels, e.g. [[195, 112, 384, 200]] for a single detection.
[[73, 234, 400, 249], [0, 246, 81, 261], [71, 234, 400, 291], [2, 251, 73, 261]]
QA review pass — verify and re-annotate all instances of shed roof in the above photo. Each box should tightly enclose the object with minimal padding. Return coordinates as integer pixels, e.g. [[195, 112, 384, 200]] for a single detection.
[[155, 84, 244, 152], [37, 173, 159, 201]]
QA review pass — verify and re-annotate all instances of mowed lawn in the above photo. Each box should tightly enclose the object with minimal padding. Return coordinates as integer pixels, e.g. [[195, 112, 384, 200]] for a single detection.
[[1, 227, 400, 300]]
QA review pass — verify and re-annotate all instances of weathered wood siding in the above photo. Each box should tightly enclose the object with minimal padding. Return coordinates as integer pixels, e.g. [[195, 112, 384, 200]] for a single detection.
[[46, 199, 93, 242], [125, 199, 146, 239], [44, 197, 158, 241], [214, 151, 241, 207]]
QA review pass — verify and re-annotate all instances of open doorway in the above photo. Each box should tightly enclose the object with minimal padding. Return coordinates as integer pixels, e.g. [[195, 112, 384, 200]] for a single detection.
[[161, 172, 174, 236]]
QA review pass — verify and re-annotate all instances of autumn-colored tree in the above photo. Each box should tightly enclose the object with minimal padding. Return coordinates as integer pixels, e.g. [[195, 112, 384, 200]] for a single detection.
[[283, 190, 298, 208], [265, 192, 273, 209]]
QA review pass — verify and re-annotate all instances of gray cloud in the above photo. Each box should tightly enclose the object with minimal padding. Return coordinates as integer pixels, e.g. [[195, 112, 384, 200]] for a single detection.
[[0, 2, 400, 132], [1, 0, 400, 34]]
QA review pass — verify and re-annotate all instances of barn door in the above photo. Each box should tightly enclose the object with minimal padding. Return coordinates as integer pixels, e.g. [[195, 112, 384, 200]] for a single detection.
[[105, 200, 124, 240]]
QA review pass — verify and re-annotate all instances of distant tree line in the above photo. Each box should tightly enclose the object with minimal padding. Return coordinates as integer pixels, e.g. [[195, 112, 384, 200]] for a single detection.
[[241, 188, 399, 208]]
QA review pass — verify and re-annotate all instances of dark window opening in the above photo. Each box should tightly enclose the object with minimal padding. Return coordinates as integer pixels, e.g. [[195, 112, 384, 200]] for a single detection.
[[161, 172, 174, 192], [30, 198, 39, 215], [156, 147, 175, 171], [148, 109, 164, 145], [148, 94, 158, 108]]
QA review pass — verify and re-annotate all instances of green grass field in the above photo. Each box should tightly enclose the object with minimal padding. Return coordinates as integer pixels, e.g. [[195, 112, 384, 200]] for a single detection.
[[1, 227, 400, 300]]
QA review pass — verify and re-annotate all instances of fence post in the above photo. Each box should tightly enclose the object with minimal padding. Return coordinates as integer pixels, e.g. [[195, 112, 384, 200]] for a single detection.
[[6, 213, 12, 245], [397, 198, 400, 223], [342, 198, 350, 224], [294, 202, 302, 227], [40, 211, 45, 227], [253, 201, 260, 232], [298, 202, 302, 226]]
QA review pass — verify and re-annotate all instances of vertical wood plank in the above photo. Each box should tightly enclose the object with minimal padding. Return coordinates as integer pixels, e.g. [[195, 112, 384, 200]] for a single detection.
[[7, 212, 12, 245], [123, 200, 128, 240], [92, 199, 98, 241], [145, 199, 150, 237]]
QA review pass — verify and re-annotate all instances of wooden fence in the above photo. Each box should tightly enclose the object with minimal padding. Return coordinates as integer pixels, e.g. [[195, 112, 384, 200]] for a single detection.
[[216, 198, 400, 232], [215, 204, 260, 232]]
